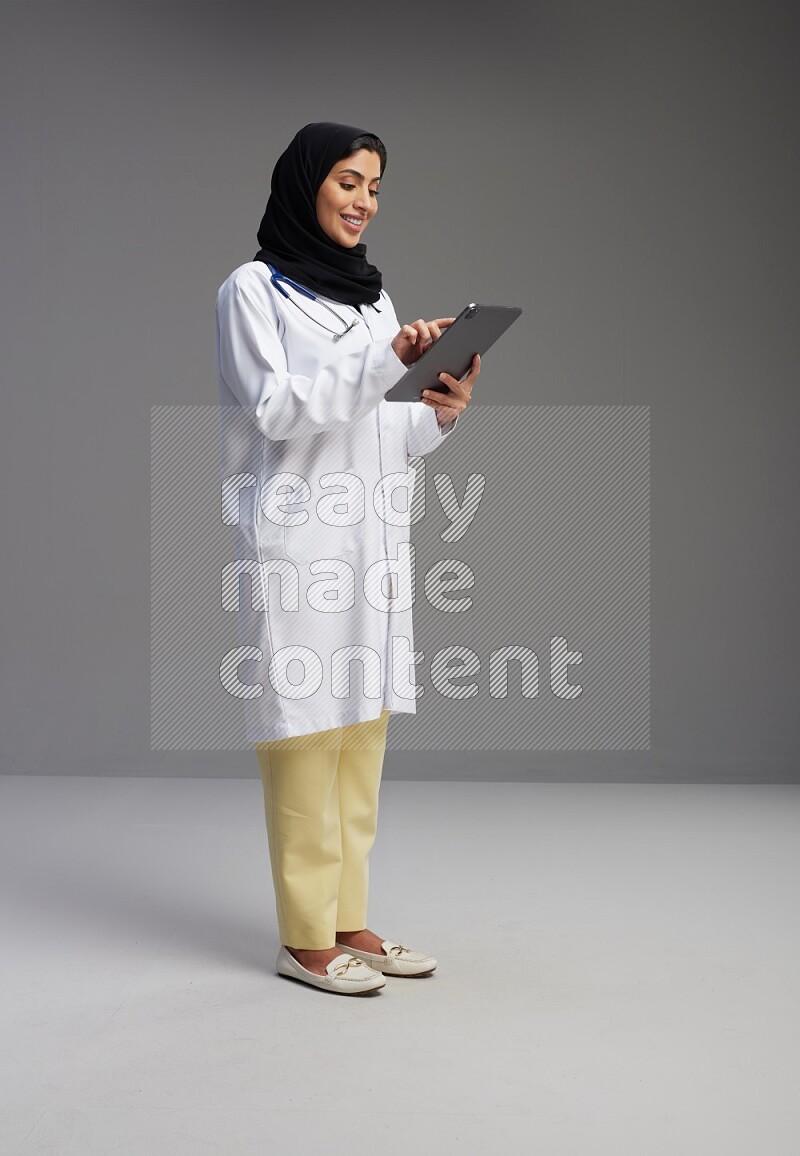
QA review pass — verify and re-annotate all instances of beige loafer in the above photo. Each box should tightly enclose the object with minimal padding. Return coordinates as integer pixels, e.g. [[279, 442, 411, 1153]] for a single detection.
[[334, 939, 437, 977], [276, 946, 385, 994]]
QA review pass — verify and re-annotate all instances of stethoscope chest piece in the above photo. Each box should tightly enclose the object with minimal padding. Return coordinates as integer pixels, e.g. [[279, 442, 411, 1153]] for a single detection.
[[333, 319, 359, 342]]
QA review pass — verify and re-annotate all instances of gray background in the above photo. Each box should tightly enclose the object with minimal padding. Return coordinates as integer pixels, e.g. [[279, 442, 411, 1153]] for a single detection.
[[1, 0, 797, 781]]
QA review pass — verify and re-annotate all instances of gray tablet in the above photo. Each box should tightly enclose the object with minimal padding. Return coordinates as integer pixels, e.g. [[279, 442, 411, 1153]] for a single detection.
[[383, 302, 522, 403]]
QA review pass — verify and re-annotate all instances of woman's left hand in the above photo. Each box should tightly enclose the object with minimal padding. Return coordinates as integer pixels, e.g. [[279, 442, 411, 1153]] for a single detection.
[[421, 353, 480, 426]]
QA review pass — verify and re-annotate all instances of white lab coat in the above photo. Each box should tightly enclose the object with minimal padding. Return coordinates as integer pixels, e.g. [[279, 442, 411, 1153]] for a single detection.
[[215, 260, 459, 741]]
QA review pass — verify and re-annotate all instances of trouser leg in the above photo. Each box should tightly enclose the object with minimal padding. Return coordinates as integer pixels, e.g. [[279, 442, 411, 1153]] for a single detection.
[[336, 710, 391, 934], [254, 725, 343, 951]]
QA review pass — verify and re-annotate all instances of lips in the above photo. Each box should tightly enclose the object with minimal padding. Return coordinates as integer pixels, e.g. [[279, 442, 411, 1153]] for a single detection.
[[340, 214, 365, 231]]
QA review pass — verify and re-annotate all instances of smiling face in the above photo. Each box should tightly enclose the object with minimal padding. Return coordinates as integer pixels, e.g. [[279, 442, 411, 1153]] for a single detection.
[[315, 147, 382, 248]]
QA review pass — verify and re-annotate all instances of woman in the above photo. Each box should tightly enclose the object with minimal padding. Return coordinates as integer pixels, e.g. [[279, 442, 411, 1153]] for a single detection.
[[215, 122, 479, 995]]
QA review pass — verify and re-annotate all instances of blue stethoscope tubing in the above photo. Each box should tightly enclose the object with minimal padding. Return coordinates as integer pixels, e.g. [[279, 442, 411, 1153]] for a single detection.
[[266, 263, 361, 342]]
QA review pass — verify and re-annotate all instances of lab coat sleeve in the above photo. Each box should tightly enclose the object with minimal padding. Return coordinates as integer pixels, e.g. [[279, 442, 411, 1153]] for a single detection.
[[215, 268, 408, 441], [405, 401, 459, 458], [372, 289, 461, 458]]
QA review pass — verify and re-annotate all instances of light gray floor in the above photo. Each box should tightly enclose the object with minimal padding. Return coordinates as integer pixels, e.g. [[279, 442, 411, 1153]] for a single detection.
[[1, 776, 798, 1155]]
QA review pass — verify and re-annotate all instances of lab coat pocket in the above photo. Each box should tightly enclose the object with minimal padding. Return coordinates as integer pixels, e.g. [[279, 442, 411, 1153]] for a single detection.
[[281, 468, 364, 565], [282, 521, 360, 564]]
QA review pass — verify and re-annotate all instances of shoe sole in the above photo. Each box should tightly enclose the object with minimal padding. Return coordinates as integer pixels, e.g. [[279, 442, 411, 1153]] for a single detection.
[[276, 971, 384, 995], [276, 951, 386, 995], [372, 965, 436, 977]]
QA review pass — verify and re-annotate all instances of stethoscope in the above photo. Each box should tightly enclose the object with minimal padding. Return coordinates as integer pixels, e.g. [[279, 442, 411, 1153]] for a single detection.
[[267, 263, 373, 342]]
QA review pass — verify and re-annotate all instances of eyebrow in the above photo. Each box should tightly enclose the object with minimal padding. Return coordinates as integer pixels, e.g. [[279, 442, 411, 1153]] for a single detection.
[[337, 167, 381, 183]]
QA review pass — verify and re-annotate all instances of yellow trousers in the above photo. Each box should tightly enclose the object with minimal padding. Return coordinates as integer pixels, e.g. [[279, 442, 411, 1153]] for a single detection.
[[254, 710, 391, 950]]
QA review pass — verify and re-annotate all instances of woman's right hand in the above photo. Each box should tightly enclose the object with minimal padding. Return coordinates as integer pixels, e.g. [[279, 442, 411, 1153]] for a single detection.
[[391, 317, 455, 367]]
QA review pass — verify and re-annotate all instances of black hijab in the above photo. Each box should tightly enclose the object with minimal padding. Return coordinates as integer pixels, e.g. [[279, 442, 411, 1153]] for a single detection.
[[253, 121, 385, 306]]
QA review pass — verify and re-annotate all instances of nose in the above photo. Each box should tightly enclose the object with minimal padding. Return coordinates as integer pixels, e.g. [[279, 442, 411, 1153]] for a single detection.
[[353, 187, 373, 215]]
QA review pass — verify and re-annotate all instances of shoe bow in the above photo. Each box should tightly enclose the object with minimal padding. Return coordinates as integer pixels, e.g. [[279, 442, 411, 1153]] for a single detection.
[[333, 954, 366, 976]]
